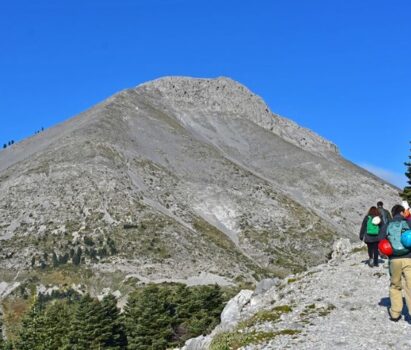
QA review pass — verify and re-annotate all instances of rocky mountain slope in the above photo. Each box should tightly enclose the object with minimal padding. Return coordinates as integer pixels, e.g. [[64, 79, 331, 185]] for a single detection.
[[183, 240, 411, 350], [0, 77, 400, 292]]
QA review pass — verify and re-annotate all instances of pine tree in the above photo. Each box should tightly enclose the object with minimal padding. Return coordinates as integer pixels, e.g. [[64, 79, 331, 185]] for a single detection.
[[72, 247, 82, 266], [52, 251, 59, 267], [99, 294, 127, 349], [59, 253, 69, 265], [42, 299, 74, 349], [67, 294, 101, 349], [67, 293, 126, 350], [401, 141, 411, 202], [124, 285, 175, 350], [173, 284, 224, 343]]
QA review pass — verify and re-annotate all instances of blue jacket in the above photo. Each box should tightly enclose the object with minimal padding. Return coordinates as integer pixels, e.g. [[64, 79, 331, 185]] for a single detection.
[[381, 214, 411, 260]]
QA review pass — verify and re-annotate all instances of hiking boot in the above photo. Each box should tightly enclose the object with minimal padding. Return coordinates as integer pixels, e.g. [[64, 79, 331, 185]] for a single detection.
[[389, 315, 401, 322], [388, 309, 401, 322], [368, 259, 374, 267]]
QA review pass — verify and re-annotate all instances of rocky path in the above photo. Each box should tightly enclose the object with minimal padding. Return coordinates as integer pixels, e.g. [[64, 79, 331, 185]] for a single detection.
[[257, 245, 411, 349], [183, 240, 411, 349]]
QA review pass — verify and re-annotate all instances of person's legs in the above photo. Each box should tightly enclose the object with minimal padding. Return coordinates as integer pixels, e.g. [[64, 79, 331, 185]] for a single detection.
[[401, 259, 411, 318], [389, 259, 403, 319], [372, 242, 379, 266], [366, 243, 373, 266], [367, 242, 372, 259]]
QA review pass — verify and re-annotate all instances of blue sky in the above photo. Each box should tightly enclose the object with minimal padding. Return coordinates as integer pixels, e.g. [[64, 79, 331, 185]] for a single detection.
[[0, 0, 410, 187]]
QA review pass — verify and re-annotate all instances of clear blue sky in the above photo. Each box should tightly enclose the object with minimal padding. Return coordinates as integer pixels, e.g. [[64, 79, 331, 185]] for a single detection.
[[1, 0, 410, 187]]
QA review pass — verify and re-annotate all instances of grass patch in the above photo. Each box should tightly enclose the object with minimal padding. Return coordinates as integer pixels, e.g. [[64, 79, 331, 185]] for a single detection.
[[318, 304, 336, 317], [233, 275, 256, 290], [351, 246, 367, 254], [34, 265, 93, 286], [210, 304, 296, 349], [287, 277, 299, 284], [301, 303, 336, 319], [210, 329, 301, 349], [239, 305, 293, 329]]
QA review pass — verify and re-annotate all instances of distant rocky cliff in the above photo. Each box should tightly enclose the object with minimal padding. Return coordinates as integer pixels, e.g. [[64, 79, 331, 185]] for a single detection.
[[0, 77, 399, 293]]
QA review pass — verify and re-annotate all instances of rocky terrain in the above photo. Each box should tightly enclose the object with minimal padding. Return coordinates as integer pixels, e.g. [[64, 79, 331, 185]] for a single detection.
[[0, 77, 400, 294], [183, 239, 411, 350]]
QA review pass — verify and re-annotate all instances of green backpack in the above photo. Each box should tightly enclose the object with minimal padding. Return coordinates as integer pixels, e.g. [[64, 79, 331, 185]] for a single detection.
[[366, 216, 379, 235]]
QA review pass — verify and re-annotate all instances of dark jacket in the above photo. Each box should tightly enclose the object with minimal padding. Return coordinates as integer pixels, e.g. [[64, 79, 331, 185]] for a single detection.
[[359, 215, 382, 243], [381, 214, 411, 260], [378, 207, 392, 225]]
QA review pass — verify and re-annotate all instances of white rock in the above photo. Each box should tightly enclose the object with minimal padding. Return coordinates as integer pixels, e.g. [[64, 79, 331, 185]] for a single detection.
[[220, 289, 253, 329], [331, 238, 352, 260]]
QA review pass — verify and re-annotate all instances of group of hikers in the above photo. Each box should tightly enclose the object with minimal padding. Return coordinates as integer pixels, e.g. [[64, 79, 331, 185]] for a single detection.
[[359, 201, 411, 322]]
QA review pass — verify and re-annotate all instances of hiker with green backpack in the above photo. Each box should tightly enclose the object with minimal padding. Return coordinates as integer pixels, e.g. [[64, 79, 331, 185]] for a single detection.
[[380, 204, 411, 322], [359, 206, 383, 267]]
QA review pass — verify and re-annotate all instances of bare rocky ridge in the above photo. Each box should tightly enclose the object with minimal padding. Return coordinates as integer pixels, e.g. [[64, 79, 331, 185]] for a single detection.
[[137, 77, 338, 156], [0, 77, 400, 292]]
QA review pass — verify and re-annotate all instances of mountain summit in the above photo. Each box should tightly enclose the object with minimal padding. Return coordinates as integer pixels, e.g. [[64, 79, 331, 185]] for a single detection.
[[0, 77, 399, 289]]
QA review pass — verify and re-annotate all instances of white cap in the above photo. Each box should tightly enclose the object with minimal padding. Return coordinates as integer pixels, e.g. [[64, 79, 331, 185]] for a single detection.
[[402, 201, 410, 210]]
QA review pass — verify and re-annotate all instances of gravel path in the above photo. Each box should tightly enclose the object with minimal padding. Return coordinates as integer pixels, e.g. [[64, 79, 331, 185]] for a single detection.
[[248, 246, 411, 349], [183, 242, 411, 350]]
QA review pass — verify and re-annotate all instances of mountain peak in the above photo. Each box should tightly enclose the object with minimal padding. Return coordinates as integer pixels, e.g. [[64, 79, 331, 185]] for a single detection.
[[0, 76, 399, 297], [135, 76, 339, 157]]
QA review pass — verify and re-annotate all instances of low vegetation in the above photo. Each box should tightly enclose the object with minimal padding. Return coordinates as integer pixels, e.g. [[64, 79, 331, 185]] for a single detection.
[[238, 305, 293, 329], [210, 329, 301, 350], [210, 304, 298, 350], [300, 303, 336, 319]]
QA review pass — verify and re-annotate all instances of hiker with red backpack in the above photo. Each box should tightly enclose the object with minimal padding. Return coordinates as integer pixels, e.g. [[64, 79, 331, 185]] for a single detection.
[[379, 204, 411, 322], [359, 206, 383, 267]]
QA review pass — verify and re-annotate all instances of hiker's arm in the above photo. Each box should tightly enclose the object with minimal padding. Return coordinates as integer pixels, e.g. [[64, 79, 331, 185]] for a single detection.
[[359, 216, 367, 241]]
